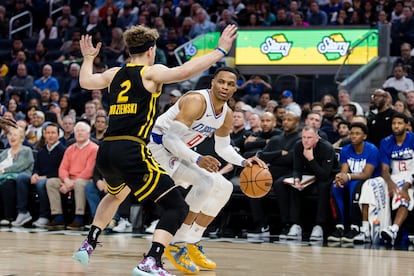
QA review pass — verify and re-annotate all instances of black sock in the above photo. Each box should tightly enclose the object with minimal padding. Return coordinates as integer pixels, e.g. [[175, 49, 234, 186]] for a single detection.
[[87, 225, 102, 249], [147, 242, 165, 266]]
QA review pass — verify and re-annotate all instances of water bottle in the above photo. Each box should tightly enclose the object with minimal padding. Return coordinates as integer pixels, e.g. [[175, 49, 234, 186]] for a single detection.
[[372, 219, 380, 244]]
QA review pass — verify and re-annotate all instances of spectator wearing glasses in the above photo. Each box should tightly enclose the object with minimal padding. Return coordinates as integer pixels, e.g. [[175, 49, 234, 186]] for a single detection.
[[367, 89, 397, 147]]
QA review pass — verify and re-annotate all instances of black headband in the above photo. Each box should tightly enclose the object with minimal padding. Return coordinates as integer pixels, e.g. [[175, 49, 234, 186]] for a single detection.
[[129, 40, 156, 54]]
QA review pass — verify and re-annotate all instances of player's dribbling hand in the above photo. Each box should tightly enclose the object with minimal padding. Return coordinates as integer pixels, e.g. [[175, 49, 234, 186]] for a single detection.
[[197, 155, 221, 173], [244, 156, 268, 169]]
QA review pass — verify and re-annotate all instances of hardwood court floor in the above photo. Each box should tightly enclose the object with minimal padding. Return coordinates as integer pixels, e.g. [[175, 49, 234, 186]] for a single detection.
[[2, 229, 414, 276]]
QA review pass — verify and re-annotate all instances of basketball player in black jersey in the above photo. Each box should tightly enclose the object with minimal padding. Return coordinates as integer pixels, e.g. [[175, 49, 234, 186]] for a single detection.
[[71, 24, 238, 276]]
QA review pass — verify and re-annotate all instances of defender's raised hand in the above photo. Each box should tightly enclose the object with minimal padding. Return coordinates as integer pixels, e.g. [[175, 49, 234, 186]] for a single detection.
[[217, 24, 238, 54], [80, 34, 102, 58]]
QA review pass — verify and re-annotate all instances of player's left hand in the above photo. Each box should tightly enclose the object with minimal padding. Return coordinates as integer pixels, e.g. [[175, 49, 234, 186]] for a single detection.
[[197, 155, 221, 173], [244, 156, 268, 169]]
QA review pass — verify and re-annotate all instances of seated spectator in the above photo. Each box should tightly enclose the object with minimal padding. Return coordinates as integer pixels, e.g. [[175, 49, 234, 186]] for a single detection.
[[239, 75, 272, 107], [45, 122, 98, 230], [337, 89, 364, 116], [393, 99, 413, 118], [377, 113, 414, 246], [32, 64, 60, 100], [383, 64, 414, 96], [80, 101, 97, 126], [189, 7, 216, 38], [26, 110, 45, 147], [342, 103, 357, 122], [393, 43, 414, 78], [216, 9, 238, 32], [59, 115, 75, 147], [91, 114, 108, 142], [286, 125, 336, 241], [303, 111, 329, 141], [247, 111, 301, 239], [11, 123, 65, 227], [0, 127, 34, 226], [274, 7, 293, 26], [252, 91, 272, 116], [38, 17, 58, 43], [332, 120, 351, 149], [5, 63, 33, 103], [328, 122, 380, 243], [103, 27, 125, 61], [280, 90, 302, 117], [7, 98, 25, 121], [116, 3, 138, 30], [307, 1, 328, 25], [243, 112, 281, 158], [247, 113, 262, 133], [56, 40, 83, 64]]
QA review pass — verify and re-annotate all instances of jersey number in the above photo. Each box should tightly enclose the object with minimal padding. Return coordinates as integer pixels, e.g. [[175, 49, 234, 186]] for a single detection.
[[187, 134, 203, 147], [117, 80, 131, 103], [398, 161, 407, 172]]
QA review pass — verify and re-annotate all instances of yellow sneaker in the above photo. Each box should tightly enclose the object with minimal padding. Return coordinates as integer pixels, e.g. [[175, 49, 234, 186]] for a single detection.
[[164, 243, 200, 275], [187, 242, 216, 270]]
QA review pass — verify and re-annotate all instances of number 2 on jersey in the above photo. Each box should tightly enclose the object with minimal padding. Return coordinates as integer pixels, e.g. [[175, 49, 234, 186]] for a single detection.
[[117, 80, 131, 103]]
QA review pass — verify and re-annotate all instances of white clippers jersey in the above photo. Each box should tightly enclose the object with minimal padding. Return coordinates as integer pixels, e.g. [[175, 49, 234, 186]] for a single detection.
[[152, 89, 228, 148]]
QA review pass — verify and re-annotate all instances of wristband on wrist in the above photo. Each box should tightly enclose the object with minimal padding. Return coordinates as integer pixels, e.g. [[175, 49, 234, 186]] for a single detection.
[[83, 54, 95, 58], [216, 47, 228, 56], [241, 159, 246, 167], [346, 173, 351, 181], [196, 155, 201, 165]]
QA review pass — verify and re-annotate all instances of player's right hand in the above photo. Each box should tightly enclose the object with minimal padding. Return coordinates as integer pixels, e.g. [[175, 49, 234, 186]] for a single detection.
[[197, 155, 221, 173]]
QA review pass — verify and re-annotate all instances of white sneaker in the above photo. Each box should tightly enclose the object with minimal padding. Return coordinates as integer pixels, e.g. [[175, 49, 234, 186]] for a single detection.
[[381, 226, 397, 245], [286, 224, 302, 240], [0, 219, 11, 226], [112, 217, 132, 233], [310, 225, 323, 241], [144, 219, 159, 234], [32, 217, 49, 228], [11, 212, 32, 227], [353, 231, 371, 244]]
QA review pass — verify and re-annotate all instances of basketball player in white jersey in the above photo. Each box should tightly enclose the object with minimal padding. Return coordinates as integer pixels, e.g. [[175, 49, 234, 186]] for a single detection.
[[148, 66, 267, 274]]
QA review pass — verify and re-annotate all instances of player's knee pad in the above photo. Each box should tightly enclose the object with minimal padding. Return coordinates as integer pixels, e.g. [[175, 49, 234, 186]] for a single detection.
[[201, 174, 233, 217], [185, 173, 216, 211], [156, 188, 189, 234]]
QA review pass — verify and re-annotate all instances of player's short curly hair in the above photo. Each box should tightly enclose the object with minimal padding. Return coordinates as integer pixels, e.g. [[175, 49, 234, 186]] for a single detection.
[[124, 25, 159, 55]]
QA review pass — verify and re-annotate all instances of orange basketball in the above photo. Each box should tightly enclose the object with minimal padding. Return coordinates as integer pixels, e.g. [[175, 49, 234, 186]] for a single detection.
[[239, 164, 273, 198]]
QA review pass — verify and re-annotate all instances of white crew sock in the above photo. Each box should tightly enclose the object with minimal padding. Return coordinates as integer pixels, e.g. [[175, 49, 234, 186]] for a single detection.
[[172, 223, 192, 244], [187, 223, 207, 244], [391, 224, 399, 233]]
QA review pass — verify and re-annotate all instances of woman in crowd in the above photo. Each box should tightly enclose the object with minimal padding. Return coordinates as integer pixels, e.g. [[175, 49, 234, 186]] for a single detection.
[[0, 126, 34, 226]]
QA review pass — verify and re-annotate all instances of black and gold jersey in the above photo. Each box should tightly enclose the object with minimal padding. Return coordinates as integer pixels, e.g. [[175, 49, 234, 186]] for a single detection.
[[106, 64, 160, 143]]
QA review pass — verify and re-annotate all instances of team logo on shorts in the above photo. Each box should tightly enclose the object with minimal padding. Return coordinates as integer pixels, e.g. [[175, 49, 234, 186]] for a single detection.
[[169, 157, 178, 169], [143, 174, 149, 182]]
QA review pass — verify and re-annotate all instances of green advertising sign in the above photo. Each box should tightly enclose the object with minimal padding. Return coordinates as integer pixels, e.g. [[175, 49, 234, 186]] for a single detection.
[[235, 29, 378, 65], [174, 32, 221, 65], [174, 29, 378, 66]]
